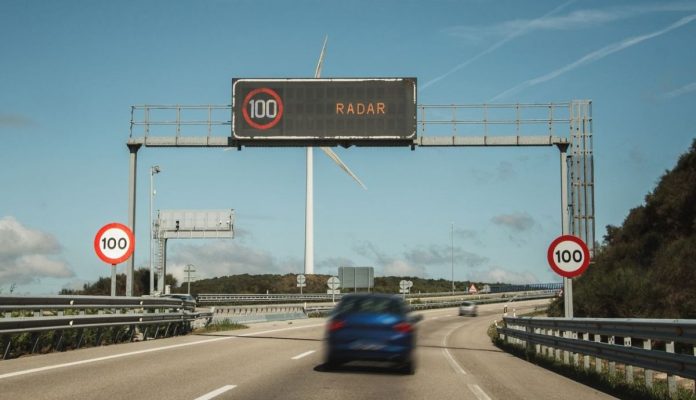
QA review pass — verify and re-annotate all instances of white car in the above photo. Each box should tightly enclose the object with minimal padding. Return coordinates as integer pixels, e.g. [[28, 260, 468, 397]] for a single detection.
[[458, 301, 478, 317]]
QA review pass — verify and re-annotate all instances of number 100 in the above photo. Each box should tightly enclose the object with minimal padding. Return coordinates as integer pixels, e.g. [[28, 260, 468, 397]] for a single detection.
[[555, 249, 582, 263], [102, 237, 127, 250], [248, 99, 278, 119]]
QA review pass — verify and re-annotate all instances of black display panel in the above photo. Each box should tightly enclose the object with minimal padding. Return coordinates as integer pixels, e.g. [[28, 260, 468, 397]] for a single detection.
[[232, 78, 416, 146]]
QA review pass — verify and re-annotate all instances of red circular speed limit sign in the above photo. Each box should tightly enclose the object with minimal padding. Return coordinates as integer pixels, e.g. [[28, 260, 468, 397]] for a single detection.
[[241, 87, 284, 130], [547, 235, 590, 278], [93, 223, 135, 265]]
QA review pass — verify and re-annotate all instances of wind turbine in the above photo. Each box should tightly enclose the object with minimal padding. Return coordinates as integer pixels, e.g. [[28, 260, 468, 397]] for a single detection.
[[305, 36, 367, 275]]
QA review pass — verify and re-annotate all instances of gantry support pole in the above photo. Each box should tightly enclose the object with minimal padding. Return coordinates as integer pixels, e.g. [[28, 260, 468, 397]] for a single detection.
[[557, 142, 572, 318], [126, 143, 142, 297]]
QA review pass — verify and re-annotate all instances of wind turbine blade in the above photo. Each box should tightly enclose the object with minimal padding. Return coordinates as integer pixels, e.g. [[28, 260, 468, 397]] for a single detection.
[[320, 147, 367, 190], [314, 36, 328, 79]]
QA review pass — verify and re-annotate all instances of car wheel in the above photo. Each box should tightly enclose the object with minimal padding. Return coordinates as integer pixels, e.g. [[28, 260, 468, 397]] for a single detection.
[[399, 360, 415, 375], [324, 356, 341, 371]]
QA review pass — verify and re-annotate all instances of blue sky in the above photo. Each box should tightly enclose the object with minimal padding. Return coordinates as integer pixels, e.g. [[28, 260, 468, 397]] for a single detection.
[[1, 0, 695, 295]]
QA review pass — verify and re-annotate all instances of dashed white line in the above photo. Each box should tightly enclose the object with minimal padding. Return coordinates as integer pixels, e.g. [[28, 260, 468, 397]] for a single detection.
[[194, 384, 237, 400], [468, 384, 492, 400], [291, 350, 316, 360]]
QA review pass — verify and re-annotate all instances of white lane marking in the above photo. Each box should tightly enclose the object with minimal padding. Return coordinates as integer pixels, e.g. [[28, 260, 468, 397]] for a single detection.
[[441, 326, 467, 375], [194, 385, 237, 400], [468, 384, 492, 400], [291, 350, 316, 360], [0, 322, 326, 380], [239, 323, 324, 337], [0, 336, 234, 380]]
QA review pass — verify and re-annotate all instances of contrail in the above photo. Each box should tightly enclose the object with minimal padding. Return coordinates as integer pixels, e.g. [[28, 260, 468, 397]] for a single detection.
[[662, 81, 696, 99], [420, 0, 576, 92], [490, 14, 696, 102]]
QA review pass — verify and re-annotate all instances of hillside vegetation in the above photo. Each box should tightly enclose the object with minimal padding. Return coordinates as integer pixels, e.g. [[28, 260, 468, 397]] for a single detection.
[[176, 274, 482, 297], [549, 139, 696, 318], [59, 269, 496, 297]]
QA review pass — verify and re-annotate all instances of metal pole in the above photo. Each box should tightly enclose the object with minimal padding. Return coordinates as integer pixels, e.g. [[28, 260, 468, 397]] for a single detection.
[[111, 264, 117, 297], [304, 147, 314, 275], [186, 264, 192, 295], [559, 143, 572, 318], [149, 168, 154, 294], [158, 239, 167, 294], [126, 143, 141, 297], [451, 222, 454, 295]]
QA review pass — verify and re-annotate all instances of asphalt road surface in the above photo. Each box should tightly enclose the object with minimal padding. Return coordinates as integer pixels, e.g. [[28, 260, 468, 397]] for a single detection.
[[0, 299, 616, 400]]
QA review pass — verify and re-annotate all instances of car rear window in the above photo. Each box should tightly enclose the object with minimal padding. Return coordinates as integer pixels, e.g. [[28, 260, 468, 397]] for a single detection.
[[336, 296, 404, 315]]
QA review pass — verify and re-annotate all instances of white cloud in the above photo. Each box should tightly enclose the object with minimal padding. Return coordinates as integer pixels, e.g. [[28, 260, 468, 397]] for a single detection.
[[353, 241, 394, 266], [468, 267, 540, 284], [166, 240, 300, 283], [662, 81, 696, 99], [422, 0, 575, 90], [383, 260, 427, 278], [404, 245, 488, 268], [316, 257, 355, 275], [0, 114, 35, 128], [492, 212, 535, 232], [0, 216, 73, 284], [445, 3, 696, 42], [491, 14, 696, 101]]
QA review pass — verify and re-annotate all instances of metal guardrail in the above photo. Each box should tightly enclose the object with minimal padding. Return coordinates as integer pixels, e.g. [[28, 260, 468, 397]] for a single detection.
[[497, 316, 696, 396], [302, 292, 556, 316], [196, 287, 562, 305], [0, 295, 212, 360]]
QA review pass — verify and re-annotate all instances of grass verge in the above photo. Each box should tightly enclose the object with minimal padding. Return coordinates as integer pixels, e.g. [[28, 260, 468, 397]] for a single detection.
[[194, 320, 248, 333]]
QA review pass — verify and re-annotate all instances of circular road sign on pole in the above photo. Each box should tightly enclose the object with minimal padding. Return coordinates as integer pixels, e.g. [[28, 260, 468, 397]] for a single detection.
[[327, 276, 340, 290], [94, 223, 135, 265], [547, 235, 590, 278]]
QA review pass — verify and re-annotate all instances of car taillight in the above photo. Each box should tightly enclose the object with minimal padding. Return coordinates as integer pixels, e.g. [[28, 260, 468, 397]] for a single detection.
[[393, 322, 412, 333], [329, 320, 346, 331]]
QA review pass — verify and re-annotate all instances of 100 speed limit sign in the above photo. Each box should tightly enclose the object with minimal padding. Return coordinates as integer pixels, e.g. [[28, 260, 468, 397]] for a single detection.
[[547, 235, 590, 278], [93, 223, 135, 265], [241, 87, 284, 130]]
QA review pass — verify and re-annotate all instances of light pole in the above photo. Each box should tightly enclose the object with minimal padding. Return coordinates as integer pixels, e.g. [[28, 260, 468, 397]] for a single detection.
[[150, 165, 161, 295], [451, 222, 454, 295], [184, 264, 196, 295]]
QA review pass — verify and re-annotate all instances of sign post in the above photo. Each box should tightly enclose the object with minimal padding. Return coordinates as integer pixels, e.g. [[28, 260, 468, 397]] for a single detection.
[[327, 276, 340, 304], [297, 274, 306, 295], [547, 234, 590, 317], [399, 280, 409, 298], [94, 223, 135, 297]]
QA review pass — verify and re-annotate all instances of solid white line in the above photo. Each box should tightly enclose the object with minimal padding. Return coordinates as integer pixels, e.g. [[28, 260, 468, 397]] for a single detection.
[[0, 322, 326, 381], [291, 350, 316, 360], [0, 336, 234, 380], [239, 323, 325, 337], [194, 385, 237, 400], [468, 384, 492, 400], [442, 326, 467, 375], [442, 348, 467, 374]]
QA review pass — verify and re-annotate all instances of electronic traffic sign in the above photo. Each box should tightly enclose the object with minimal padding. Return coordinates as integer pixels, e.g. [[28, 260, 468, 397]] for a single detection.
[[232, 78, 417, 146]]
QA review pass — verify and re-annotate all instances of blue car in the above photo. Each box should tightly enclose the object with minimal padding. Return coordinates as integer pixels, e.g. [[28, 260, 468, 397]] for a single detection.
[[324, 293, 420, 374]]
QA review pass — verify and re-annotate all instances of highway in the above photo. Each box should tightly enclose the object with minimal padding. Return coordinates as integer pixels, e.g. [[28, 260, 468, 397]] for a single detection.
[[0, 299, 615, 400]]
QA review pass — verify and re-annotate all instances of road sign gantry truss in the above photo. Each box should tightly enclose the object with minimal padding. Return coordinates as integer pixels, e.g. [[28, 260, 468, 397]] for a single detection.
[[126, 100, 594, 317]]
